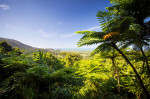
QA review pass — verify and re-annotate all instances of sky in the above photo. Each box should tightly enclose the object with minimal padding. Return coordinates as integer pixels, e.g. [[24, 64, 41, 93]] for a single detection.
[[0, 0, 111, 48]]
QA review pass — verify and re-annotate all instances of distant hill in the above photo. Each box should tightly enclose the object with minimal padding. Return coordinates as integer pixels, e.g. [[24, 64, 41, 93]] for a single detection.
[[0, 37, 35, 50], [0, 37, 60, 53]]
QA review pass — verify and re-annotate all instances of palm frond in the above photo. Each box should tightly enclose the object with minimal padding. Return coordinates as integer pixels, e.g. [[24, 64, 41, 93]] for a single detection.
[[76, 31, 107, 47], [75, 31, 96, 34], [77, 38, 103, 47]]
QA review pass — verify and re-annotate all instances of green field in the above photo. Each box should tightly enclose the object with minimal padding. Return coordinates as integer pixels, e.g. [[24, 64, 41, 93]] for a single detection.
[[61, 51, 92, 59]]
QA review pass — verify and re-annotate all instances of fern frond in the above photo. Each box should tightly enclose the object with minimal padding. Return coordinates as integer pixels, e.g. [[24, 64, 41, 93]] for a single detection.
[[75, 31, 96, 34], [77, 38, 103, 47]]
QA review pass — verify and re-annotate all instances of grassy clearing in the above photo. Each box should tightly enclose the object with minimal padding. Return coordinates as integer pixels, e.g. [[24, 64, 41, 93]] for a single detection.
[[61, 51, 92, 59]]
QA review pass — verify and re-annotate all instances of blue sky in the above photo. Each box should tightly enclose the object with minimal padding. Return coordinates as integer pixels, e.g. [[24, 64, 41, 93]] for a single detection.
[[0, 0, 111, 48]]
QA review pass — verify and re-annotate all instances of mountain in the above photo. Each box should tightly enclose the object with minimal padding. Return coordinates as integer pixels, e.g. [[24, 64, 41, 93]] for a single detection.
[[0, 37, 35, 50], [0, 37, 59, 53]]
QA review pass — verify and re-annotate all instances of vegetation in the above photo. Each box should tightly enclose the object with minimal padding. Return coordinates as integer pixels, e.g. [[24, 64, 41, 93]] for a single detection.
[[0, 41, 149, 99], [0, 0, 150, 99]]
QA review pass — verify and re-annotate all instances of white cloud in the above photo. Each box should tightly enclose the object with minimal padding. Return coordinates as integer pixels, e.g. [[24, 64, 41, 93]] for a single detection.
[[39, 29, 56, 38], [0, 4, 10, 10], [60, 26, 101, 38], [85, 26, 101, 31], [60, 33, 77, 38]]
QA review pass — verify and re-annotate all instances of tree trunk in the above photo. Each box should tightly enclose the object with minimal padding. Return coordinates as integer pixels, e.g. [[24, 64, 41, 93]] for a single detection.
[[111, 42, 149, 99], [139, 45, 150, 75], [141, 60, 145, 74], [112, 58, 120, 93], [138, 31, 150, 75]]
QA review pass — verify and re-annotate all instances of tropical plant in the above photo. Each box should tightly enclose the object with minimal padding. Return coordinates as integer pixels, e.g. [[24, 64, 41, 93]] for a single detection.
[[106, 0, 150, 75], [64, 53, 82, 68], [76, 0, 150, 97]]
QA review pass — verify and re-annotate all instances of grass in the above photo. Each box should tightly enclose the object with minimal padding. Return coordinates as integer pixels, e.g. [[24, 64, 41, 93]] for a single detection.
[[61, 51, 92, 59]]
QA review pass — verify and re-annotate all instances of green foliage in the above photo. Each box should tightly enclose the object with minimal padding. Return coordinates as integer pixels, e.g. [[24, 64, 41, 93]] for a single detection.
[[32, 51, 64, 70], [64, 53, 82, 67], [0, 41, 150, 98], [11, 47, 22, 55], [73, 54, 136, 98], [0, 41, 13, 54], [26, 65, 54, 78], [0, 44, 85, 98]]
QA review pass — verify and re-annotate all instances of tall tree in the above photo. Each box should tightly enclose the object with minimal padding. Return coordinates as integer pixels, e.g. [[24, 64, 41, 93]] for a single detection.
[[98, 50, 121, 93], [76, 0, 150, 98], [107, 0, 150, 75], [76, 30, 149, 98]]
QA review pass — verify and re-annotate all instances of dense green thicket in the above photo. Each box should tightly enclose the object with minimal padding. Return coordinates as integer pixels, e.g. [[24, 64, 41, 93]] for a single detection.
[[0, 42, 83, 99], [0, 41, 149, 99]]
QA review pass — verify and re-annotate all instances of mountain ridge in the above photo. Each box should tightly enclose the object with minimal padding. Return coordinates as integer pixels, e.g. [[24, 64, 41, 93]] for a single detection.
[[0, 37, 58, 52]]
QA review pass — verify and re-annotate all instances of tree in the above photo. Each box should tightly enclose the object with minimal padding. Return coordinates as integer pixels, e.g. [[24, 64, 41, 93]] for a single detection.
[[99, 50, 121, 93], [0, 41, 13, 53], [12, 47, 22, 55], [107, 0, 150, 75], [121, 27, 150, 75], [97, 3, 150, 97], [76, 0, 150, 98], [75, 30, 149, 97]]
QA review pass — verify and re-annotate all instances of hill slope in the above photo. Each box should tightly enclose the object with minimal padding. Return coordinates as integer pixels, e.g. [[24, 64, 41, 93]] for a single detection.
[[0, 37, 35, 50], [0, 37, 59, 53]]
